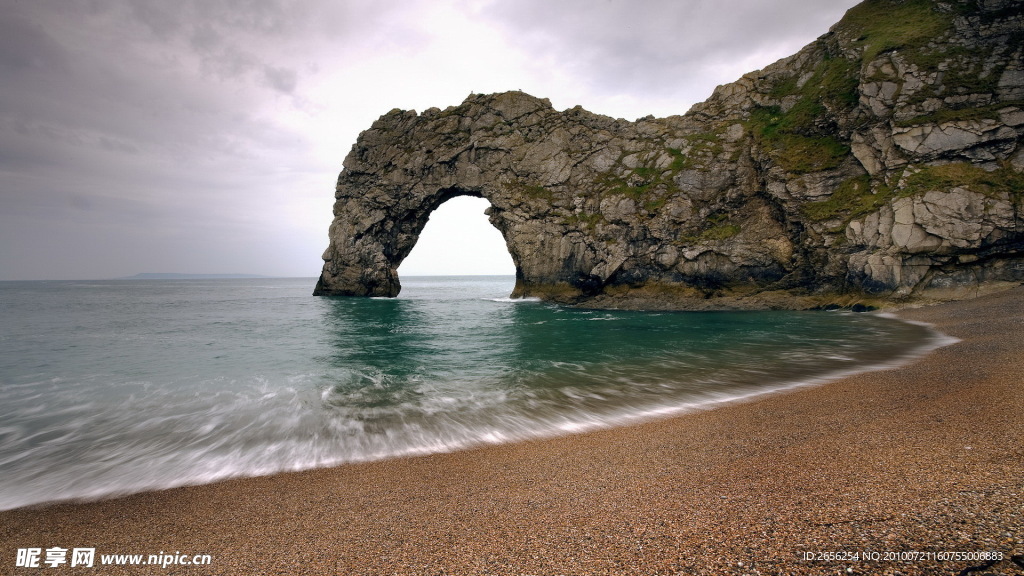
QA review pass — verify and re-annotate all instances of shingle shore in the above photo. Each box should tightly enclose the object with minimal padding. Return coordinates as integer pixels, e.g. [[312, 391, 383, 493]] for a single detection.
[[2, 287, 1023, 575]]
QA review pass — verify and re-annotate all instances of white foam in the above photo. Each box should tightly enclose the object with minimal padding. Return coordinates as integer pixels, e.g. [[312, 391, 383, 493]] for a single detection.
[[488, 296, 541, 303]]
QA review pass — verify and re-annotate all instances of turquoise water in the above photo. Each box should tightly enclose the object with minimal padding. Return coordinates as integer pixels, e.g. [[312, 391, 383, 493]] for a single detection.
[[0, 276, 947, 510]]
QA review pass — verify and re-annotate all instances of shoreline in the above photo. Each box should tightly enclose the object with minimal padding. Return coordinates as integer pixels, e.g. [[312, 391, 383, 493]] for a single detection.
[[0, 306, 946, 513], [2, 286, 1023, 574]]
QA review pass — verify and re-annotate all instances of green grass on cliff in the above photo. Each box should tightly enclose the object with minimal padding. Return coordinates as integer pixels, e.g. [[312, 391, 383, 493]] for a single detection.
[[562, 211, 605, 232], [591, 148, 692, 214], [752, 48, 857, 174], [837, 0, 954, 65], [761, 53, 859, 133], [839, 0, 1009, 104], [754, 0, 970, 174], [896, 99, 1024, 128], [902, 162, 1024, 201], [505, 182, 555, 201], [800, 175, 876, 222], [749, 106, 850, 174], [674, 133, 725, 170], [678, 213, 743, 244], [801, 162, 1024, 224], [697, 223, 742, 242]]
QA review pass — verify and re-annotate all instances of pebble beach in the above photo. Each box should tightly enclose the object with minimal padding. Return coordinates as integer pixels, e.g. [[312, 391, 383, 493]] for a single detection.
[[2, 286, 1023, 575]]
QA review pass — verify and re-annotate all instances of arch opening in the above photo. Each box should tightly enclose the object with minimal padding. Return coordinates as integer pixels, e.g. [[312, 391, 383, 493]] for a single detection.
[[396, 195, 515, 279]]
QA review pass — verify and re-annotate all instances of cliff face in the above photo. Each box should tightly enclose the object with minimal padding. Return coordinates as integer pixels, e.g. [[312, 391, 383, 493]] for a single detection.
[[315, 0, 1024, 308]]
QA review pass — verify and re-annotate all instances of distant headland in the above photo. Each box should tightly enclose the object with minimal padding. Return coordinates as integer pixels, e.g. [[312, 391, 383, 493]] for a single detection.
[[122, 273, 271, 280]]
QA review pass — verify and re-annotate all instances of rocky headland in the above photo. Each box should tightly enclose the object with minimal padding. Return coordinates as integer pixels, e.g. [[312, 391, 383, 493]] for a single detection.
[[315, 0, 1024, 309]]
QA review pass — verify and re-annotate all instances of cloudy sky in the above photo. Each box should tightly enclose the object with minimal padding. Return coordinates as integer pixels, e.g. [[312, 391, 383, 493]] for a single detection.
[[0, 0, 860, 281]]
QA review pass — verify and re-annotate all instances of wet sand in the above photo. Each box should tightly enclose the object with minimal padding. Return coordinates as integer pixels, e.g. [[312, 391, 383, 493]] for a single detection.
[[2, 286, 1023, 575]]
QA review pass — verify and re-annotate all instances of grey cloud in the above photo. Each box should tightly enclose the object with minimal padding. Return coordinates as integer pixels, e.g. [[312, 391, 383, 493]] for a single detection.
[[0, 1, 313, 158], [0, 12, 69, 73], [189, 23, 228, 55], [118, 1, 308, 90], [263, 65, 299, 93], [482, 0, 857, 105], [0, 0, 336, 279], [130, 2, 186, 40], [130, 0, 298, 41]]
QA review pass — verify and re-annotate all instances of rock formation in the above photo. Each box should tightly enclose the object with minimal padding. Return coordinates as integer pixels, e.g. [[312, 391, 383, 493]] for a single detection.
[[315, 0, 1024, 309]]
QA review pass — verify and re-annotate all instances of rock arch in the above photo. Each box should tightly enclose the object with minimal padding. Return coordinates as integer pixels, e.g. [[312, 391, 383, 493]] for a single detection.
[[314, 92, 647, 300], [329, 184, 523, 297]]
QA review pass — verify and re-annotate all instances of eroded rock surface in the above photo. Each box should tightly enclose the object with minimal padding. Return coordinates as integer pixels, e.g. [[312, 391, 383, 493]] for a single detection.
[[316, 0, 1024, 308]]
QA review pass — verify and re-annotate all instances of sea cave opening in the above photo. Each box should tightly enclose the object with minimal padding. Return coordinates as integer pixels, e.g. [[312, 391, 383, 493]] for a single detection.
[[397, 195, 516, 286]]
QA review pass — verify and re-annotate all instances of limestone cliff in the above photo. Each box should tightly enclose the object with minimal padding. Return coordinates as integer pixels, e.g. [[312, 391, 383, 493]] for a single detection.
[[315, 0, 1024, 309]]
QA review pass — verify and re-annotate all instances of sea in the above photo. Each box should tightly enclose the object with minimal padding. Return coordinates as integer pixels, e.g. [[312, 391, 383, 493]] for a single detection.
[[0, 276, 951, 511]]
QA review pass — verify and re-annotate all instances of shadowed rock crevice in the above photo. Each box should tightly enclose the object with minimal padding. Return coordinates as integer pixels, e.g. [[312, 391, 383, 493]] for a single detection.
[[316, 0, 1024, 309]]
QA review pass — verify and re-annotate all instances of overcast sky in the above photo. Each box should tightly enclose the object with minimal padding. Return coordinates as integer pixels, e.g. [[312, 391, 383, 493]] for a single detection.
[[0, 0, 860, 281]]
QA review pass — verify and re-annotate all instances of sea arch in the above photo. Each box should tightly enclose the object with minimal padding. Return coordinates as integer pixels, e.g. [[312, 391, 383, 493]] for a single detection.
[[314, 92, 610, 300], [313, 174, 583, 298]]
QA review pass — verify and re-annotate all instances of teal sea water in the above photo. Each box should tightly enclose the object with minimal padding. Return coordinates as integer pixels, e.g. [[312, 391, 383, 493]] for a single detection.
[[0, 276, 949, 510]]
